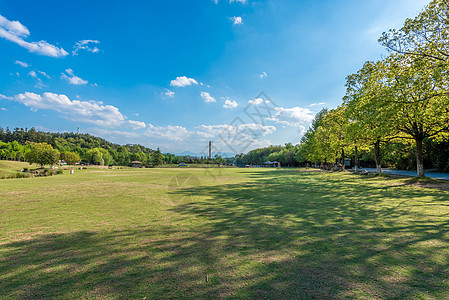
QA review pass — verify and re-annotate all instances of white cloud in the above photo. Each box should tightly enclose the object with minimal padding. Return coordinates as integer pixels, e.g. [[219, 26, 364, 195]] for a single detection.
[[223, 99, 238, 109], [309, 102, 326, 107], [128, 120, 147, 129], [27, 69, 50, 88], [0, 107, 6, 111], [61, 68, 88, 85], [259, 71, 267, 78], [214, 0, 247, 4], [230, 16, 243, 25], [170, 76, 198, 87], [15, 60, 29, 68], [248, 98, 263, 104], [12, 92, 145, 128], [269, 106, 315, 127], [200, 91, 216, 103], [145, 124, 190, 141], [0, 14, 68, 57], [0, 94, 13, 100], [72, 39, 101, 55], [37, 70, 50, 78], [164, 89, 175, 98]]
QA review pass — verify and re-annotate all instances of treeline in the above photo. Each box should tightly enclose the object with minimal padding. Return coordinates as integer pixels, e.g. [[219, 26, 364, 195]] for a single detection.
[[0, 127, 227, 166], [234, 145, 300, 167], [239, 1, 449, 176]]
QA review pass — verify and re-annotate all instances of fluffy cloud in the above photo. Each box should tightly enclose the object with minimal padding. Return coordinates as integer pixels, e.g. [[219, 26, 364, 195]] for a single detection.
[[259, 71, 267, 78], [61, 68, 88, 85], [12, 92, 145, 128], [170, 76, 198, 87], [270, 106, 315, 127], [0, 14, 68, 57], [145, 124, 190, 142], [164, 89, 175, 98], [72, 40, 101, 55], [200, 91, 216, 103], [223, 99, 238, 109], [15, 60, 29, 68], [248, 98, 264, 105], [230, 16, 243, 25]]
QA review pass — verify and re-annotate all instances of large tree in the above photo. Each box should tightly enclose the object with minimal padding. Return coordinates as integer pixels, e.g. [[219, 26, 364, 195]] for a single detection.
[[382, 54, 449, 177], [60, 152, 81, 165], [26, 143, 60, 167], [344, 60, 399, 174]]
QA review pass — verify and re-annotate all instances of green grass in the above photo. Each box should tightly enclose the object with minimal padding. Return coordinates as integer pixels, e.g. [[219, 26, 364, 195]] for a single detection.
[[1, 166, 449, 299], [0, 160, 36, 175]]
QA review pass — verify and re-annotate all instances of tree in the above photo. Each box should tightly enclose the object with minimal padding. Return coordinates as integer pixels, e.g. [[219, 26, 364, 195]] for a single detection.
[[380, 0, 449, 176], [152, 148, 164, 167], [26, 143, 60, 167], [60, 152, 81, 165], [382, 54, 449, 177], [295, 108, 329, 167], [344, 60, 398, 174]]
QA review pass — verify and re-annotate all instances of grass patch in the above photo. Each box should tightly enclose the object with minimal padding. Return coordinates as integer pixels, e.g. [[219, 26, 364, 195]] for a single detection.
[[1, 167, 449, 299]]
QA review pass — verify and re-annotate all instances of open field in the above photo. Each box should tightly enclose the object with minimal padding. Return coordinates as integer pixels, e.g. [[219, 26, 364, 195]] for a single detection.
[[0, 161, 38, 176], [1, 167, 449, 299]]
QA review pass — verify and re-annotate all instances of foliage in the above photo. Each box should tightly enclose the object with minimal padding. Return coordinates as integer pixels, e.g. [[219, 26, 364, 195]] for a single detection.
[[60, 152, 81, 165], [25, 143, 60, 167]]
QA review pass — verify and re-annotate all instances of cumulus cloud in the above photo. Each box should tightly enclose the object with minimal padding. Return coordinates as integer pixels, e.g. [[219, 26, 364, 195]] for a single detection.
[[15, 60, 29, 68], [230, 16, 243, 25], [145, 124, 190, 142], [259, 71, 267, 78], [12, 92, 146, 128], [72, 39, 101, 55], [61, 68, 88, 85], [170, 76, 198, 87], [0, 14, 68, 57], [164, 89, 175, 98], [200, 91, 216, 103], [248, 98, 264, 105], [28, 70, 37, 78], [223, 99, 238, 109], [269, 106, 315, 127]]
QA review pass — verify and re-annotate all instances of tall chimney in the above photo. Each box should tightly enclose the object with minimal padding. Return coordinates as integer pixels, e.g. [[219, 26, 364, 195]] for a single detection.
[[209, 141, 212, 159]]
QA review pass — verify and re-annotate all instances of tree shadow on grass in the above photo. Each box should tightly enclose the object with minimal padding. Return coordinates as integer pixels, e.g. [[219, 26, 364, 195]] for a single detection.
[[1, 171, 449, 299]]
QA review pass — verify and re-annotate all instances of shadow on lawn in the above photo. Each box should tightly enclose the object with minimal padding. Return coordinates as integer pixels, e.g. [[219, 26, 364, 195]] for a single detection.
[[1, 170, 449, 299]]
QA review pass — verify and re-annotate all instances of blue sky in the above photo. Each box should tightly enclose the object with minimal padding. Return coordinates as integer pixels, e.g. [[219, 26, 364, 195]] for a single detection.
[[0, 0, 430, 154]]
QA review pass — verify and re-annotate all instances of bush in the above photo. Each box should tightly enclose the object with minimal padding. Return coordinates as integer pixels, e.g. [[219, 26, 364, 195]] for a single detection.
[[56, 169, 63, 175]]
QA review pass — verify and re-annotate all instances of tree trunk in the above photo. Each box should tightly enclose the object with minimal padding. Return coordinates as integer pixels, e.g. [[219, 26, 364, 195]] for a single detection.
[[374, 140, 382, 175], [341, 148, 345, 169], [415, 137, 425, 177], [354, 146, 359, 172]]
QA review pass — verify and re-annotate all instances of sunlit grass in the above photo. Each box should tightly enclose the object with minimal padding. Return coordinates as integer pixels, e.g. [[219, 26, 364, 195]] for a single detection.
[[1, 167, 449, 299]]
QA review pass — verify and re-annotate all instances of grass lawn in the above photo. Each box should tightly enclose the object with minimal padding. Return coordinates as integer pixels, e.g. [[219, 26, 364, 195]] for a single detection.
[[1, 166, 449, 299], [0, 160, 38, 176]]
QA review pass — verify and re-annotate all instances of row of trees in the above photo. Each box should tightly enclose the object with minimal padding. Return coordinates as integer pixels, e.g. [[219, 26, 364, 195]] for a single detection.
[[0, 129, 229, 167], [299, 0, 449, 177], [238, 1, 449, 177]]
